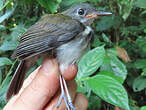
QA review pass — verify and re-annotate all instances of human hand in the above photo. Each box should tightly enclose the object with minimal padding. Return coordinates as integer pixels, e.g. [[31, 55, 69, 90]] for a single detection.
[[4, 58, 88, 110]]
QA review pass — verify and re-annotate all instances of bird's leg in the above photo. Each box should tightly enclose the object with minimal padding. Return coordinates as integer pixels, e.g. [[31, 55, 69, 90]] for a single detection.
[[62, 77, 76, 110], [56, 75, 70, 110], [56, 75, 76, 110]]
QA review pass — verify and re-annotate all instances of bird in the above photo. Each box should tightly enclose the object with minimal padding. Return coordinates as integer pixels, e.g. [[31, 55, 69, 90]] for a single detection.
[[6, 3, 112, 110]]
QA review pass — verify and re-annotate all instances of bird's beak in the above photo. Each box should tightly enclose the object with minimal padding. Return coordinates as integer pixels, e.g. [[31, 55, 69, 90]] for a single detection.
[[85, 11, 112, 18]]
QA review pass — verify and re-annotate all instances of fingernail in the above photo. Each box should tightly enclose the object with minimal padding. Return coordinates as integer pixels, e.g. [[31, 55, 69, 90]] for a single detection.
[[61, 64, 78, 80], [71, 64, 78, 72]]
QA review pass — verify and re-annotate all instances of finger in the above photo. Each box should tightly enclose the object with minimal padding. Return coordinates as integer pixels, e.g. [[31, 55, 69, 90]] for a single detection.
[[13, 58, 60, 110], [4, 66, 41, 108], [74, 93, 88, 110], [18, 66, 41, 97], [44, 80, 77, 110], [61, 64, 78, 80], [22, 66, 41, 89]]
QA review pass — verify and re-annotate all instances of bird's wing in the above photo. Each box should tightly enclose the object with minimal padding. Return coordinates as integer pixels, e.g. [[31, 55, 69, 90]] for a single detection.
[[12, 14, 85, 60]]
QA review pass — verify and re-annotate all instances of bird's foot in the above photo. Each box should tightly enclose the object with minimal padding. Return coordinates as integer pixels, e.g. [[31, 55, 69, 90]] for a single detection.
[[56, 92, 70, 109], [56, 75, 76, 110], [68, 102, 76, 110], [56, 94, 76, 110]]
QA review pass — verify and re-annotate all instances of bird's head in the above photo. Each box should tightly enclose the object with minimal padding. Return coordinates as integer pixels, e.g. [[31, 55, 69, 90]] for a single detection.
[[62, 3, 112, 25]]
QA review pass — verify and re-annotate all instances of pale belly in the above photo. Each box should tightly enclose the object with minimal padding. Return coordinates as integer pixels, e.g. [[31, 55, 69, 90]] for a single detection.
[[56, 26, 93, 72], [57, 36, 90, 72]]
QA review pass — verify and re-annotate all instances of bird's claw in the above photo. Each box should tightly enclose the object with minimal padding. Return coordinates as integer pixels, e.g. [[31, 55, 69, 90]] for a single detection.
[[56, 75, 76, 110], [56, 94, 76, 110], [56, 93, 76, 110], [68, 102, 76, 110]]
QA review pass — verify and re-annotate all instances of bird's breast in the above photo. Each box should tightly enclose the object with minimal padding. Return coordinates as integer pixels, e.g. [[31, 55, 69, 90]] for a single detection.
[[57, 26, 93, 73]]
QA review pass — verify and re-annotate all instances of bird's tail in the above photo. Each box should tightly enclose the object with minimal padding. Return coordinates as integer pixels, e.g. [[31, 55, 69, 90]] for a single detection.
[[6, 60, 26, 100]]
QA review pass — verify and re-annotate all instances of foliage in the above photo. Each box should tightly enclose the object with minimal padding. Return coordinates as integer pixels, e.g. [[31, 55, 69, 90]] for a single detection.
[[0, 0, 146, 109]]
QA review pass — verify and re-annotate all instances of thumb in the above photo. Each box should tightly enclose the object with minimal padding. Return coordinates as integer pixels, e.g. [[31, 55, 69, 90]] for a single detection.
[[11, 58, 59, 110]]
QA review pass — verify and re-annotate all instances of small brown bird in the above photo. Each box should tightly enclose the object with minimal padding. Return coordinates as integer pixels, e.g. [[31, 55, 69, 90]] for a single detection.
[[7, 3, 112, 110]]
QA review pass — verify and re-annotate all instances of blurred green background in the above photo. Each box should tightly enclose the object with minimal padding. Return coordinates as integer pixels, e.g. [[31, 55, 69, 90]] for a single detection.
[[0, 0, 146, 110]]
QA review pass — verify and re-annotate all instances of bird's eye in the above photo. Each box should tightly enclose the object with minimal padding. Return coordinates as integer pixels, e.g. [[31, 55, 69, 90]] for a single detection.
[[78, 9, 85, 15]]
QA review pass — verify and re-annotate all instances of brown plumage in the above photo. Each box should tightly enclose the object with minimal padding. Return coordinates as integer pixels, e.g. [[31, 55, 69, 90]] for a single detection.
[[7, 14, 85, 100]]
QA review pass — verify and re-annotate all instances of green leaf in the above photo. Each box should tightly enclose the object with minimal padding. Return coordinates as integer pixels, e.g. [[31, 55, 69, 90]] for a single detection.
[[101, 54, 127, 83], [134, 0, 146, 8], [11, 23, 27, 41], [0, 60, 17, 106], [133, 76, 146, 92], [0, 24, 26, 52], [0, 0, 11, 11], [0, 0, 3, 10], [77, 46, 105, 79], [92, 35, 104, 47], [96, 16, 113, 31], [100, 56, 113, 71], [118, 0, 133, 20], [60, 0, 97, 11], [95, 15, 121, 31], [140, 106, 146, 110], [77, 81, 91, 95], [36, 0, 62, 13], [109, 55, 127, 81], [88, 95, 102, 109], [144, 29, 146, 33], [107, 48, 118, 56], [129, 99, 139, 110], [102, 33, 112, 44], [77, 83, 87, 94], [120, 26, 144, 33], [136, 37, 146, 54], [0, 75, 12, 106], [0, 57, 12, 66], [134, 59, 146, 69], [0, 25, 6, 30], [61, 0, 80, 8], [0, 9, 14, 23], [98, 71, 123, 84], [0, 40, 18, 51], [141, 68, 146, 76], [86, 75, 130, 110]]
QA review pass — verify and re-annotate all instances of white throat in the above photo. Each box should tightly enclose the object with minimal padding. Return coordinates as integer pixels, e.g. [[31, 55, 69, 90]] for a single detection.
[[82, 26, 92, 36]]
